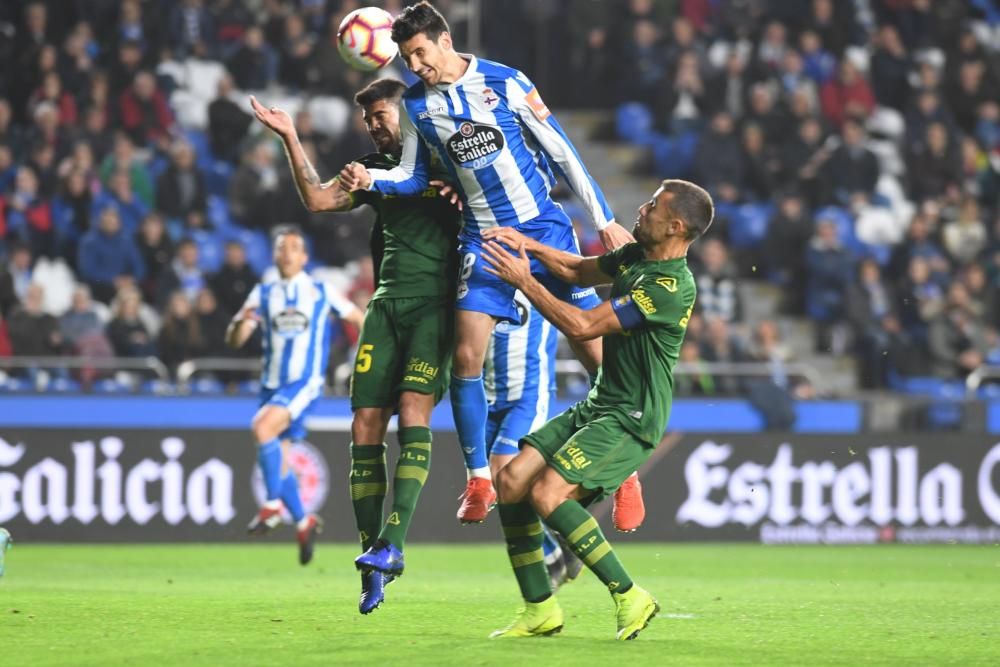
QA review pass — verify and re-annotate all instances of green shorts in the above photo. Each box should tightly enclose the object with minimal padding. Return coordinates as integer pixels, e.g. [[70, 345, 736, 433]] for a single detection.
[[350, 295, 453, 409], [522, 404, 652, 503]]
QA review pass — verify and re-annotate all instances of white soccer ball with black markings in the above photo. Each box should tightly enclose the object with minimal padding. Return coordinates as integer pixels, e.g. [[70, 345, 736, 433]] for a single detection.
[[337, 7, 398, 72]]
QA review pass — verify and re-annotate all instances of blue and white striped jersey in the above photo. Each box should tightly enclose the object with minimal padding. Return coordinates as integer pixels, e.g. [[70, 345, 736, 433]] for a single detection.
[[367, 56, 614, 236], [241, 271, 356, 389], [485, 290, 558, 411]]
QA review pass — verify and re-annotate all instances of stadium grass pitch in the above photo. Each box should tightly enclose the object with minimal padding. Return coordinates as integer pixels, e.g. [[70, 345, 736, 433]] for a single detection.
[[4, 543, 999, 665]]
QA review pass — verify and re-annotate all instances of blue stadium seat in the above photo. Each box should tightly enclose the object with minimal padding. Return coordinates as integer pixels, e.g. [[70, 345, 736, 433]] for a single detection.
[[188, 377, 225, 395], [227, 229, 271, 275], [140, 379, 177, 395], [92, 378, 133, 394], [207, 194, 236, 231], [183, 128, 213, 165], [815, 206, 864, 254], [652, 131, 699, 179], [615, 102, 654, 144], [0, 377, 31, 392], [203, 160, 235, 198], [728, 202, 774, 248], [237, 379, 262, 396], [191, 229, 224, 273], [47, 377, 82, 393]]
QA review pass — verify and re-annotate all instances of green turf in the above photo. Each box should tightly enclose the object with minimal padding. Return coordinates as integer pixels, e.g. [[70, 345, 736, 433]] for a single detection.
[[2, 543, 999, 665]]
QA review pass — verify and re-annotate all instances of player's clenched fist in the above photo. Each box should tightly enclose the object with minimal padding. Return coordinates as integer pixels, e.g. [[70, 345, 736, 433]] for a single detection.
[[338, 162, 372, 191]]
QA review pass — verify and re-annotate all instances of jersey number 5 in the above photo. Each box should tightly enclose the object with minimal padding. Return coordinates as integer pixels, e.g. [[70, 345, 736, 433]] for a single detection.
[[355, 344, 375, 373]]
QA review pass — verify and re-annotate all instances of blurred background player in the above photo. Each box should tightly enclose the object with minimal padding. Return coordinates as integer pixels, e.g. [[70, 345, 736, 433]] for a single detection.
[[481, 180, 712, 640], [337, 1, 636, 525], [226, 227, 363, 566], [250, 79, 461, 614], [485, 290, 579, 588]]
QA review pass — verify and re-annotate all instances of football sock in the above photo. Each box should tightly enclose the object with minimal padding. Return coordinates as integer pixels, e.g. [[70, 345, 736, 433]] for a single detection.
[[350, 443, 387, 552], [499, 501, 552, 603], [257, 439, 282, 501], [379, 427, 432, 549], [541, 527, 562, 565], [280, 471, 305, 522], [545, 500, 633, 594], [451, 374, 489, 476]]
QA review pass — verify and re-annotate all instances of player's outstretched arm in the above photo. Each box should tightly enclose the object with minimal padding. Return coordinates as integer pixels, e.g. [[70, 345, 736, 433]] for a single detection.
[[339, 108, 430, 197], [225, 306, 259, 349], [482, 241, 624, 342], [250, 96, 353, 213], [482, 227, 612, 288]]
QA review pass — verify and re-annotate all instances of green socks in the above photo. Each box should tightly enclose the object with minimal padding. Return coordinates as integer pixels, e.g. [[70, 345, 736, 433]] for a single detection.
[[498, 501, 552, 602], [545, 500, 633, 594], [350, 443, 387, 551], [378, 426, 432, 549]]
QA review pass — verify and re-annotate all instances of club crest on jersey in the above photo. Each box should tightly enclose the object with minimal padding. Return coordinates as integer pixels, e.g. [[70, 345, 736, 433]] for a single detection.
[[480, 87, 499, 110], [446, 122, 505, 169], [273, 308, 309, 337]]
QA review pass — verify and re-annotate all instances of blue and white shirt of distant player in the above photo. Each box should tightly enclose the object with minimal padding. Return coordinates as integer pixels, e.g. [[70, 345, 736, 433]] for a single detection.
[[240, 271, 356, 440]]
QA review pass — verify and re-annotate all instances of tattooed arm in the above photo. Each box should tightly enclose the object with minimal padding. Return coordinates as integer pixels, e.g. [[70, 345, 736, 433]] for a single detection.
[[250, 96, 354, 213]]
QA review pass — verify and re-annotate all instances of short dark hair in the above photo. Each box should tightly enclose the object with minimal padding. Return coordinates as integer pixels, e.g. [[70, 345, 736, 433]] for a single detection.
[[661, 179, 714, 240], [391, 1, 450, 44], [272, 224, 305, 247], [354, 78, 407, 108]]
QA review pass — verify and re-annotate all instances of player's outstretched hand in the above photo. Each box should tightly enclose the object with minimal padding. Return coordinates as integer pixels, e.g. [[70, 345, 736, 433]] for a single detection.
[[429, 180, 463, 211], [338, 162, 371, 191], [481, 226, 536, 254], [249, 96, 295, 138], [599, 221, 635, 250], [482, 240, 531, 288]]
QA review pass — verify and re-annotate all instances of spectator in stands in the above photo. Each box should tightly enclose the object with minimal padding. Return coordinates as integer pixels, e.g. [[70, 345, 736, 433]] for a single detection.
[[744, 83, 787, 145], [928, 281, 991, 378], [99, 133, 153, 207], [158, 290, 205, 375], [108, 39, 147, 100], [659, 50, 709, 135], [2, 165, 53, 258], [157, 238, 204, 306], [777, 116, 829, 207], [118, 70, 174, 150], [76, 206, 145, 303], [695, 238, 742, 323], [905, 90, 956, 152], [743, 320, 811, 430], [846, 258, 896, 388], [227, 25, 275, 91], [278, 13, 315, 91], [228, 138, 283, 230], [805, 0, 853, 57], [777, 49, 819, 112], [0, 244, 32, 317], [117, 1, 153, 63], [93, 168, 149, 233], [0, 99, 23, 159], [698, 316, 743, 395], [107, 286, 155, 358], [976, 99, 1000, 152], [29, 71, 77, 127], [765, 193, 813, 314], [820, 60, 875, 130], [59, 283, 105, 349], [805, 217, 854, 351], [194, 287, 228, 357], [824, 118, 880, 205], [887, 210, 950, 286], [7, 282, 62, 357], [53, 167, 91, 262], [155, 139, 206, 221], [79, 105, 112, 160], [674, 340, 718, 396], [961, 263, 998, 325], [134, 212, 173, 303], [740, 122, 779, 200], [959, 135, 1000, 206], [798, 29, 836, 85], [619, 19, 667, 109], [897, 255, 946, 343], [869, 24, 910, 112], [942, 196, 988, 265], [694, 111, 743, 195], [307, 12, 365, 98], [213, 0, 254, 58], [207, 73, 252, 164], [167, 0, 215, 60], [754, 20, 788, 77], [209, 240, 255, 317], [706, 49, 749, 119], [907, 121, 961, 202], [948, 60, 998, 136]]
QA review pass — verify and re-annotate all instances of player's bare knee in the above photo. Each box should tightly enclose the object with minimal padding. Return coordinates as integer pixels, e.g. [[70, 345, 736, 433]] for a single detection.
[[352, 407, 388, 443], [397, 392, 433, 427], [496, 466, 528, 503]]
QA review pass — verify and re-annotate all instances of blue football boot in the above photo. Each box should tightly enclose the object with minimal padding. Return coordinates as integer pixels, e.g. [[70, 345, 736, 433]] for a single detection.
[[359, 570, 386, 615], [354, 539, 405, 576]]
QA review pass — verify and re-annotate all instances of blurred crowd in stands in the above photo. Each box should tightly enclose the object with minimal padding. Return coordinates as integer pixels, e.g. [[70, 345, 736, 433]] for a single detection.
[[0, 0, 999, 400]]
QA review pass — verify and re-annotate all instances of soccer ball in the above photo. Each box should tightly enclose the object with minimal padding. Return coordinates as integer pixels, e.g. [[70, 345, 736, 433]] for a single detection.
[[337, 7, 398, 72]]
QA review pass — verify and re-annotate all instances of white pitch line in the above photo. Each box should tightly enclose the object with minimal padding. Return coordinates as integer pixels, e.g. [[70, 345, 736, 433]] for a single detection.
[[661, 613, 697, 619]]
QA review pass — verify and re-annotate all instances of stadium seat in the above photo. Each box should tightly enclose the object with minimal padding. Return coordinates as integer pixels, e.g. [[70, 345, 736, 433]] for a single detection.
[[203, 160, 235, 198], [47, 377, 82, 393], [727, 202, 774, 248], [140, 379, 177, 395], [237, 379, 262, 395], [92, 378, 133, 394], [615, 102, 654, 145], [188, 377, 225, 395], [0, 377, 32, 392], [227, 229, 272, 275], [183, 128, 214, 165], [207, 194, 236, 231], [191, 229, 225, 273]]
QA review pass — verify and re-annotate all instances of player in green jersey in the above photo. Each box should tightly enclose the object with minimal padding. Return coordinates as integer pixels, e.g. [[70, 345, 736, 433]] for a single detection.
[[479, 179, 713, 641], [250, 79, 461, 615]]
